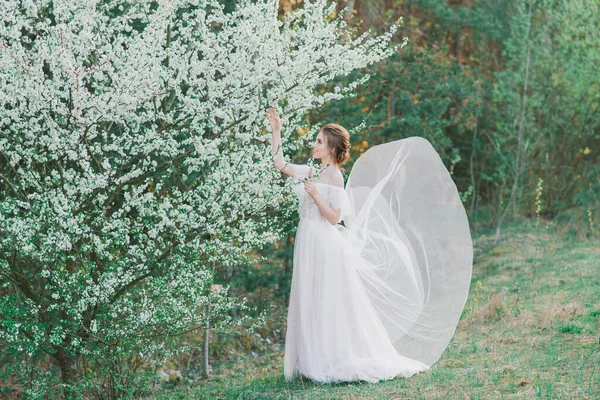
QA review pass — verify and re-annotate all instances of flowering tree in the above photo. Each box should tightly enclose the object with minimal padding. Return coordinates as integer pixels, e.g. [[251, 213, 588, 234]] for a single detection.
[[0, 0, 402, 396]]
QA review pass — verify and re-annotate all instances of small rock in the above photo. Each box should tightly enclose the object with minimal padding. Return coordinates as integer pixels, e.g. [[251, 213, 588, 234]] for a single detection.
[[158, 371, 169, 382], [158, 369, 183, 384], [168, 369, 183, 383]]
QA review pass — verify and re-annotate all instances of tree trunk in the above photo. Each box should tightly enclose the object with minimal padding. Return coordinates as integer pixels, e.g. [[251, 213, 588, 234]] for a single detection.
[[343, 0, 356, 24], [54, 348, 76, 399], [226, 264, 237, 323], [203, 303, 210, 378], [469, 117, 479, 217], [494, 1, 532, 244]]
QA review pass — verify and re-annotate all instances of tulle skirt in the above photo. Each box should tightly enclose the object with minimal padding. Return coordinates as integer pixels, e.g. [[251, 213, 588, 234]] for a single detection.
[[283, 218, 430, 384]]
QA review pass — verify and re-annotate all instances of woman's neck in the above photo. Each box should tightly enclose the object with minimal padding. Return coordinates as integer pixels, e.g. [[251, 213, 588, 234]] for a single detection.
[[320, 159, 337, 172]]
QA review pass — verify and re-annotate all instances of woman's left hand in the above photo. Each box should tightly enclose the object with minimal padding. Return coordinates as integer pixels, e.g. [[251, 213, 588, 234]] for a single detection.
[[303, 180, 318, 198]]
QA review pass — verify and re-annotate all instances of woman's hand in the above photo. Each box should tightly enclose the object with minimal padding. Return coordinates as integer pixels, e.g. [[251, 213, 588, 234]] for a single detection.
[[266, 106, 282, 133], [303, 180, 318, 199]]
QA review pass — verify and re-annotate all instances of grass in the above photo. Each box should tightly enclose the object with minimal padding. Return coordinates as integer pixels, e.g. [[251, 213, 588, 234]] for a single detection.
[[148, 219, 600, 399]]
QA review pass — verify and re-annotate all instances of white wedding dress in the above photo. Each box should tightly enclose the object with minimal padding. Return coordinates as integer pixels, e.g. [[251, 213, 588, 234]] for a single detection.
[[283, 137, 473, 384]]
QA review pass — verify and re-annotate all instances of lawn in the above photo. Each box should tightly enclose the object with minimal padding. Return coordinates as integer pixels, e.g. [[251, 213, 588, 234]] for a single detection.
[[148, 219, 600, 399]]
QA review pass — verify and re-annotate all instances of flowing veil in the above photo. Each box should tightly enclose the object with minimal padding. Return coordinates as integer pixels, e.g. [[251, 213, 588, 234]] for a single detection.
[[335, 136, 473, 367]]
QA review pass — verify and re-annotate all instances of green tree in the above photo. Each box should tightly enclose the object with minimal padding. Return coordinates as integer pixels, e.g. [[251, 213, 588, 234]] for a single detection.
[[0, 0, 401, 396]]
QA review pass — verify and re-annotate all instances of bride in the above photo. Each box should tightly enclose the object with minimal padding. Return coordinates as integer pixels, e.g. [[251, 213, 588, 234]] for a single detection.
[[266, 107, 473, 384]]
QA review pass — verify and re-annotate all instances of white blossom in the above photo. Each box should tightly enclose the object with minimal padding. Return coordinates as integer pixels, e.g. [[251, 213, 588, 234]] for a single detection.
[[0, 0, 401, 391]]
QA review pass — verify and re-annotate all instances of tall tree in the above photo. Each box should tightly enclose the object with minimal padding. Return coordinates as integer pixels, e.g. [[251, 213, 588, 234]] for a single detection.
[[0, 0, 401, 396]]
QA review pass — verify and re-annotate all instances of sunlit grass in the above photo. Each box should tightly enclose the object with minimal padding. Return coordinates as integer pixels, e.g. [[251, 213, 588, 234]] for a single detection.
[[148, 219, 600, 399]]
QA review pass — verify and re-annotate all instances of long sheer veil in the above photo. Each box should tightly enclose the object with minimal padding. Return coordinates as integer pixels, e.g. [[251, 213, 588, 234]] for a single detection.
[[335, 136, 473, 367]]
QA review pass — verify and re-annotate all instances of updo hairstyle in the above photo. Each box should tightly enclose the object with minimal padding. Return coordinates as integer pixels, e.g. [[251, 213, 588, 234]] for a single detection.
[[320, 123, 351, 169]]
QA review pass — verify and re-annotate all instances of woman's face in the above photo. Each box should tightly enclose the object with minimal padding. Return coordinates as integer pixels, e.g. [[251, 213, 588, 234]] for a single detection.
[[311, 131, 330, 160]]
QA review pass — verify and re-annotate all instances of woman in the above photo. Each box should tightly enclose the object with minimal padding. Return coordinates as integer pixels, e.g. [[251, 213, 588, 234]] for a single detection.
[[266, 107, 472, 384]]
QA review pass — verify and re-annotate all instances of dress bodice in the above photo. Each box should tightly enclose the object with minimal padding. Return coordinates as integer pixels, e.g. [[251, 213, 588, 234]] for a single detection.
[[292, 182, 348, 223], [291, 164, 353, 224]]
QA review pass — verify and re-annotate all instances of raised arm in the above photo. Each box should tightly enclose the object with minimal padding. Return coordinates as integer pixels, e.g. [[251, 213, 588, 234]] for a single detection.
[[267, 107, 305, 179]]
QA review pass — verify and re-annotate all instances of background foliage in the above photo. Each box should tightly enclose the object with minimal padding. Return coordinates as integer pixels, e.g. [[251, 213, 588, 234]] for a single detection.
[[216, 0, 599, 395]]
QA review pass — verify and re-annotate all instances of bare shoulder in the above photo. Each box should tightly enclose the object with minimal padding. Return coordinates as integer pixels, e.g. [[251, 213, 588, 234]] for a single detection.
[[331, 168, 345, 188]]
